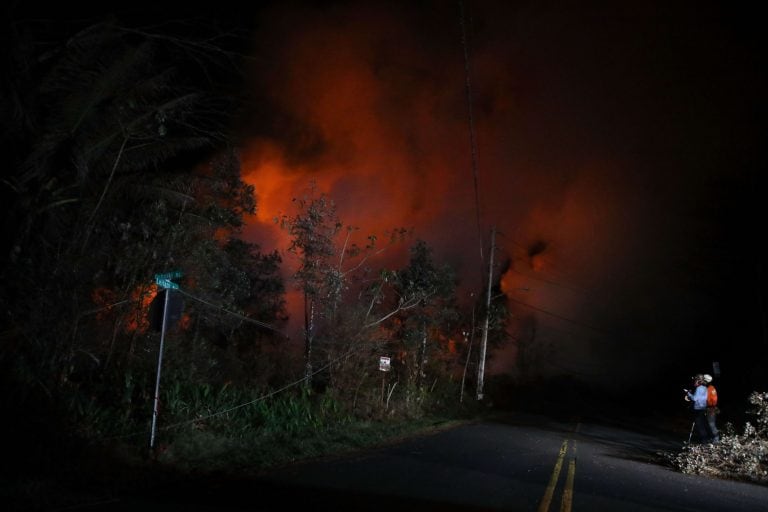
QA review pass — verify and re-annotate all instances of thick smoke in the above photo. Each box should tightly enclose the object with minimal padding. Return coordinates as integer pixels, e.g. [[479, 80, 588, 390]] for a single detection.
[[238, 1, 764, 386]]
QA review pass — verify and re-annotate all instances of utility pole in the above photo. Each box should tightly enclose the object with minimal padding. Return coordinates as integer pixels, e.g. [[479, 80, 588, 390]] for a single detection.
[[476, 226, 495, 400]]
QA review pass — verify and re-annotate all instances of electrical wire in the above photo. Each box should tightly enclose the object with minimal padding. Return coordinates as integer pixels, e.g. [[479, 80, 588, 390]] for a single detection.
[[459, 0, 484, 269], [506, 295, 616, 340], [176, 287, 287, 337]]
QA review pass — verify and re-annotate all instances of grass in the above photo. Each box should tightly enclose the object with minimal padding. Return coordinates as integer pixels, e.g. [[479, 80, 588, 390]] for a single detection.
[[155, 413, 473, 474]]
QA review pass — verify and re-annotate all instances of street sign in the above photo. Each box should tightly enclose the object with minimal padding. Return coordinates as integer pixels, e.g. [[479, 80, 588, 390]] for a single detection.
[[155, 270, 183, 281], [379, 356, 391, 372], [156, 278, 179, 289], [155, 270, 182, 289]]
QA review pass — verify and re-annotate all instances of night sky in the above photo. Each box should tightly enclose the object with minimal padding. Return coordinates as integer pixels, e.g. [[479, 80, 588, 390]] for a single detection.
[[9, 1, 767, 397]]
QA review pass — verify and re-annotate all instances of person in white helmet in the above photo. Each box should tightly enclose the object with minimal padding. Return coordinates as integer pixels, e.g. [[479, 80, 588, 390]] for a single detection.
[[702, 373, 719, 443], [684, 374, 712, 443]]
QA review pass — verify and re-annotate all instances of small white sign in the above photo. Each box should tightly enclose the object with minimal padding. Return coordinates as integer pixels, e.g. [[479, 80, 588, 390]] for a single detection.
[[379, 356, 391, 372]]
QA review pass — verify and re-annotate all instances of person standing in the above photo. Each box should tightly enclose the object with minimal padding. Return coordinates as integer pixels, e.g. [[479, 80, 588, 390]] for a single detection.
[[702, 373, 720, 443], [685, 374, 711, 443]]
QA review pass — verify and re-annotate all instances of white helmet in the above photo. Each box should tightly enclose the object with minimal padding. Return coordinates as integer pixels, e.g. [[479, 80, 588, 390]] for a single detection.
[[703, 374, 713, 383]]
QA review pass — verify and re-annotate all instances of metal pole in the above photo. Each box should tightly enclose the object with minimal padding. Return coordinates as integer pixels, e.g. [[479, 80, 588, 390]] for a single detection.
[[150, 288, 171, 449], [381, 371, 386, 406]]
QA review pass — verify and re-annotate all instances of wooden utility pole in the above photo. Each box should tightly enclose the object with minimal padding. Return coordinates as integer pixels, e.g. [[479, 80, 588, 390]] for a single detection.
[[476, 226, 495, 400]]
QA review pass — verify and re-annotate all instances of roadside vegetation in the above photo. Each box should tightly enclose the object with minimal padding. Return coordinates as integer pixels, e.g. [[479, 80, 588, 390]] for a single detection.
[[0, 13, 502, 511]]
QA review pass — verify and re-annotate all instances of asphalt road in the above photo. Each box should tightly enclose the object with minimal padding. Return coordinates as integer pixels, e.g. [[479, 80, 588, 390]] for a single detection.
[[71, 412, 768, 512]]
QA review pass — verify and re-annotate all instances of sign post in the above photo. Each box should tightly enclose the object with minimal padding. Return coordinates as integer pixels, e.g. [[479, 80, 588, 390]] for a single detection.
[[150, 271, 182, 450], [379, 356, 391, 406]]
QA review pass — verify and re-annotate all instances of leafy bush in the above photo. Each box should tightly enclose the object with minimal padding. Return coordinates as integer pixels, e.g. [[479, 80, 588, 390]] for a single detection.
[[667, 391, 768, 484]]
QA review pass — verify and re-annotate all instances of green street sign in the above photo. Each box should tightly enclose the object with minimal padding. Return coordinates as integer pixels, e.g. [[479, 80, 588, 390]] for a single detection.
[[156, 278, 179, 290], [155, 270, 182, 289], [155, 270, 183, 280]]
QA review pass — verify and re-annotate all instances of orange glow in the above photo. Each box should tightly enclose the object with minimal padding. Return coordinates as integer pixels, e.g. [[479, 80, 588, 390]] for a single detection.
[[91, 287, 118, 321], [531, 254, 546, 273], [500, 269, 520, 297], [240, 5, 472, 271], [91, 283, 194, 336], [241, 4, 644, 369], [213, 227, 229, 242], [179, 313, 192, 331], [124, 283, 158, 333]]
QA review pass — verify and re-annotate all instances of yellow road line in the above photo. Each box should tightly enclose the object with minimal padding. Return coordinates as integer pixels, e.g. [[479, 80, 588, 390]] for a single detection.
[[537, 440, 568, 512], [560, 458, 576, 512], [561, 426, 579, 512], [539, 422, 580, 512]]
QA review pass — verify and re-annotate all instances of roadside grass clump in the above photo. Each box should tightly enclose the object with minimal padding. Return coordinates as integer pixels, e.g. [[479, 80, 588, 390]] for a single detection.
[[138, 374, 476, 473], [154, 384, 356, 470], [667, 391, 768, 484], [154, 381, 471, 474]]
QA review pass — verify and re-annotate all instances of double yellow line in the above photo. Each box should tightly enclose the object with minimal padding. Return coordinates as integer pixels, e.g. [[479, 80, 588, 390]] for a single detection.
[[538, 426, 579, 512]]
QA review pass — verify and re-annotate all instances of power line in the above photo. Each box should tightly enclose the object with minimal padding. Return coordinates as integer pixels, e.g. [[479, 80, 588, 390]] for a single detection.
[[459, 0, 484, 268], [176, 288, 288, 337], [505, 295, 617, 340], [503, 237, 591, 295], [506, 267, 588, 296]]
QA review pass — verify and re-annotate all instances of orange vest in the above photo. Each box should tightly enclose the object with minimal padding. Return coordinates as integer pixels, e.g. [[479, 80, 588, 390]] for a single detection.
[[707, 385, 718, 407]]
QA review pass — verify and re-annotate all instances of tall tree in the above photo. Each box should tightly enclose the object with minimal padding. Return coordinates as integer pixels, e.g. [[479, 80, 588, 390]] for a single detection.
[[279, 185, 410, 393], [391, 240, 458, 396], [281, 187, 342, 386]]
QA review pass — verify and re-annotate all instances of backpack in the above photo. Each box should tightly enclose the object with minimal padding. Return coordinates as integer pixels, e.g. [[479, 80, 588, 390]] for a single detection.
[[707, 385, 718, 407]]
